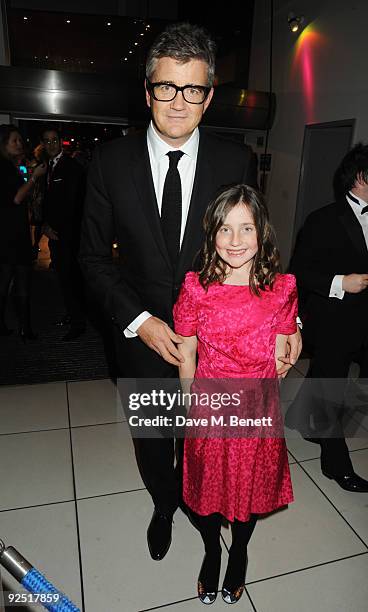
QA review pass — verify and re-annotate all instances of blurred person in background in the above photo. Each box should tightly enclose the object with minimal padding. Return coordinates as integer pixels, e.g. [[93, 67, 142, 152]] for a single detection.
[[0, 124, 47, 340], [41, 127, 87, 341], [29, 142, 48, 260]]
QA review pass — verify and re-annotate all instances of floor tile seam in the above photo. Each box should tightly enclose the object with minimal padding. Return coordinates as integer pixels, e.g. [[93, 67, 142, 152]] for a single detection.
[[0, 420, 126, 437], [138, 595, 199, 611], [76, 487, 147, 502], [244, 550, 368, 587], [0, 499, 75, 513], [289, 463, 368, 550], [0, 426, 70, 437], [138, 584, 258, 612], [66, 382, 86, 612], [292, 446, 368, 465]]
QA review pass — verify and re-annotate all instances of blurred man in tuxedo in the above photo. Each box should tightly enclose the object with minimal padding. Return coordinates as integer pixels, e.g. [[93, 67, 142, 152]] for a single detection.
[[80, 22, 302, 560], [42, 128, 86, 341], [289, 143, 368, 492]]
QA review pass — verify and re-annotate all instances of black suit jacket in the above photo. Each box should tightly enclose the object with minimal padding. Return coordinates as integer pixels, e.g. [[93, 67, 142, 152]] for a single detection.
[[79, 129, 257, 375], [290, 198, 368, 351], [43, 153, 86, 246]]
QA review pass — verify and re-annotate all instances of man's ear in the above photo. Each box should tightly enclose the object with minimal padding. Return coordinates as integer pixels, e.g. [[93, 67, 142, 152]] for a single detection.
[[202, 87, 214, 114], [145, 79, 151, 109]]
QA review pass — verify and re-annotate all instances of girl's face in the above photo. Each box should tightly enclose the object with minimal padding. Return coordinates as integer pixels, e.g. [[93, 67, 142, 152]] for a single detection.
[[5, 131, 24, 159], [215, 203, 258, 274]]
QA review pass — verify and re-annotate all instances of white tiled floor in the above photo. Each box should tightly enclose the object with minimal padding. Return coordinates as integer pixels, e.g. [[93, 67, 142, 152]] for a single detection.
[[0, 376, 367, 612]]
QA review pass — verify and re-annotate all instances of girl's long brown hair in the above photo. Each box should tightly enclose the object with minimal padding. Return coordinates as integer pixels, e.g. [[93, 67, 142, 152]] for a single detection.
[[198, 184, 281, 295]]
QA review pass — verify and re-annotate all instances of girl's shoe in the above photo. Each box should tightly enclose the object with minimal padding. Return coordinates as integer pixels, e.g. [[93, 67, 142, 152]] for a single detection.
[[221, 584, 245, 604], [197, 548, 222, 605], [197, 581, 217, 605], [221, 553, 248, 604]]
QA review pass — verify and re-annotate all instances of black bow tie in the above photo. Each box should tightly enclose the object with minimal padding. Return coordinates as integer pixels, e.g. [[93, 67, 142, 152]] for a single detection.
[[348, 193, 368, 214]]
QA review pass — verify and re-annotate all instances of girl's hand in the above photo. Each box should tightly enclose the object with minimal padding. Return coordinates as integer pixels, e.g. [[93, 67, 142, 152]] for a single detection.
[[275, 334, 289, 379]]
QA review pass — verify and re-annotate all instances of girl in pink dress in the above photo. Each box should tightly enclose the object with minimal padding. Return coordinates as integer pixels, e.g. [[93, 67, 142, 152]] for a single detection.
[[173, 184, 297, 605]]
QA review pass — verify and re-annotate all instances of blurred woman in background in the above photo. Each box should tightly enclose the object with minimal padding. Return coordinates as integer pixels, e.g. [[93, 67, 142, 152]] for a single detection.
[[0, 124, 47, 341]]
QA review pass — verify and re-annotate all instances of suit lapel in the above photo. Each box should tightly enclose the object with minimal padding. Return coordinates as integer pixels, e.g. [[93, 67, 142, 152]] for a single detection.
[[177, 133, 214, 275], [337, 198, 368, 257], [130, 135, 172, 270]]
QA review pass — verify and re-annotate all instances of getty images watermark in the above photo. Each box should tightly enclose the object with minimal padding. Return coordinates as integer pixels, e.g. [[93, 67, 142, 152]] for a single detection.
[[117, 378, 285, 438], [128, 388, 273, 429]]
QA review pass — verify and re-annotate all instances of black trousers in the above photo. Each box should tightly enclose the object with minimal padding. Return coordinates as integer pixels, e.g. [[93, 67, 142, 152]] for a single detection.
[[49, 239, 85, 326], [116, 333, 182, 515], [288, 333, 368, 476], [0, 263, 31, 297]]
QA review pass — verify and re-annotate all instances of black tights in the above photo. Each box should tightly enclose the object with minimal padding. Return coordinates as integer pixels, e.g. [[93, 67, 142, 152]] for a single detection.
[[191, 510, 257, 590]]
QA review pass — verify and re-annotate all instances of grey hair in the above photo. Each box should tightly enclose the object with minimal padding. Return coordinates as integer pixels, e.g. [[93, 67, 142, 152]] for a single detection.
[[146, 22, 216, 87]]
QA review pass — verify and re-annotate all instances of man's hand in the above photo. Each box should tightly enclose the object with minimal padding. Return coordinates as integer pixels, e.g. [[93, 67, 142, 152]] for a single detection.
[[276, 328, 302, 377], [137, 316, 185, 366], [342, 273, 368, 294], [43, 224, 59, 240]]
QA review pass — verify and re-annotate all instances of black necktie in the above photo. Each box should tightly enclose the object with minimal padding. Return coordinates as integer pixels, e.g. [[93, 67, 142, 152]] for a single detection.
[[47, 159, 54, 188], [361, 206, 368, 215], [161, 150, 184, 266]]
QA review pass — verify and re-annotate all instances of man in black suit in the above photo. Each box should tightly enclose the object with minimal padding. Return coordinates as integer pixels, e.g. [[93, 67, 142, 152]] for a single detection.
[[42, 128, 86, 341], [80, 22, 302, 560], [289, 143, 368, 492]]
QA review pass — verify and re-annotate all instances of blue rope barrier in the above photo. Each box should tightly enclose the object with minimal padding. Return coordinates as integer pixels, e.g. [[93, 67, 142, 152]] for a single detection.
[[22, 568, 80, 612], [0, 539, 80, 612]]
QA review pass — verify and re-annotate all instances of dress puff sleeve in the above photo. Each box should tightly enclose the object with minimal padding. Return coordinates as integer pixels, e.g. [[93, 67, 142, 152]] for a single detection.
[[274, 274, 298, 335], [173, 271, 199, 336]]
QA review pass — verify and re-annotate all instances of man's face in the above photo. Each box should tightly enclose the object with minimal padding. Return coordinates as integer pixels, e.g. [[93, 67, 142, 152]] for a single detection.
[[145, 56, 214, 147], [42, 130, 61, 159]]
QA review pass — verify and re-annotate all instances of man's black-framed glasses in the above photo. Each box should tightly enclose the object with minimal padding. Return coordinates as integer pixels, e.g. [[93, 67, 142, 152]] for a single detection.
[[146, 79, 211, 104]]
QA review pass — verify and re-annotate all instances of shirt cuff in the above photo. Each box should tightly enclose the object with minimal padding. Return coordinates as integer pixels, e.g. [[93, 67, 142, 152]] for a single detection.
[[124, 311, 152, 338], [329, 275, 345, 300]]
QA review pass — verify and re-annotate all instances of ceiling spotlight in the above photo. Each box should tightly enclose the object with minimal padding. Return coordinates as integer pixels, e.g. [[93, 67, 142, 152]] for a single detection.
[[107, 21, 112, 26], [288, 13, 304, 33], [129, 50, 133, 54], [124, 57, 128, 61], [66, 19, 71, 24], [23, 16, 28, 21], [90, 60, 94, 64], [140, 33, 144, 36], [94, 137, 99, 141], [134, 42, 138, 46]]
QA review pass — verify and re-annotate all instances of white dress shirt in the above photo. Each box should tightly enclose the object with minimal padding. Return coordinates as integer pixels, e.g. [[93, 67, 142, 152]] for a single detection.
[[50, 150, 63, 171], [124, 122, 200, 337], [329, 191, 368, 299]]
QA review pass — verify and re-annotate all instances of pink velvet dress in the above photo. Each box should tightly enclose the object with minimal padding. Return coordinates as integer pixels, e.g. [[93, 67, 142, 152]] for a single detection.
[[173, 272, 298, 522]]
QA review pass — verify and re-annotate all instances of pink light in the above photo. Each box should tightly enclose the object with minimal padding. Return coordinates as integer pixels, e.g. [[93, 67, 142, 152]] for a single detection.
[[291, 25, 325, 123]]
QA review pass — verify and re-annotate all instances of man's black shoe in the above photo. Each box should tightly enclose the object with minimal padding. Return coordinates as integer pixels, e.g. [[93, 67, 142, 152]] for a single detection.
[[62, 326, 85, 342], [322, 470, 368, 492], [147, 509, 173, 560]]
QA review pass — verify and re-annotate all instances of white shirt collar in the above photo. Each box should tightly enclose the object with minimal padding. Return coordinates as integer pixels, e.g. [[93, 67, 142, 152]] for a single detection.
[[50, 150, 63, 166], [347, 191, 368, 208], [147, 121, 199, 164]]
